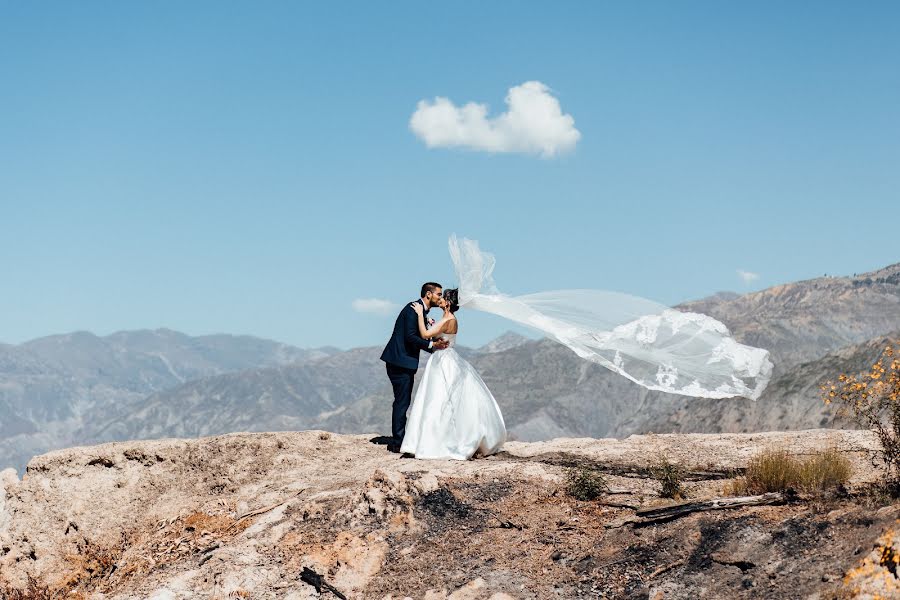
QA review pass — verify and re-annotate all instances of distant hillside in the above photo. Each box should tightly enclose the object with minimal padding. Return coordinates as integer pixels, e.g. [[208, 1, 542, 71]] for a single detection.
[[81, 347, 387, 443], [677, 262, 900, 371], [627, 333, 897, 436], [477, 331, 531, 354], [0, 329, 335, 472]]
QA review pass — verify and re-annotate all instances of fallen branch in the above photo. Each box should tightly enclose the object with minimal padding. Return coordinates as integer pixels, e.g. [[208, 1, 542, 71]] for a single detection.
[[596, 500, 641, 510], [300, 566, 348, 600], [634, 492, 787, 526]]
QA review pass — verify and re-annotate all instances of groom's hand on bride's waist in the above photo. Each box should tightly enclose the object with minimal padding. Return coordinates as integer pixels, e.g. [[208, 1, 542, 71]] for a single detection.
[[433, 338, 450, 350]]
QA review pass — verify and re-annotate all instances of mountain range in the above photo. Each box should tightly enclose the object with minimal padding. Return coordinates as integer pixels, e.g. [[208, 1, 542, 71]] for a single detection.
[[1, 262, 898, 473], [0, 329, 337, 472]]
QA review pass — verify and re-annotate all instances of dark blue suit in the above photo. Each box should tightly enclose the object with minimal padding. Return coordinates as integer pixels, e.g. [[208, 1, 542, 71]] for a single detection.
[[380, 299, 434, 446]]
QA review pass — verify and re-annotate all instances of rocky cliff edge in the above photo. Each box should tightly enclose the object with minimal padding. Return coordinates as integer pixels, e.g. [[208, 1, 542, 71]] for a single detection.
[[1, 430, 898, 599]]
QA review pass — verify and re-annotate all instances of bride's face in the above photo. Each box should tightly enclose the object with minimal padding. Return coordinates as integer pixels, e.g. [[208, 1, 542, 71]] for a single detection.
[[437, 297, 449, 310]]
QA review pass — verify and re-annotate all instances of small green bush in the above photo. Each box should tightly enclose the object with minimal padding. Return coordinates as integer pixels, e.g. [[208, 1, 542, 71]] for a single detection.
[[650, 457, 686, 499], [565, 466, 608, 501]]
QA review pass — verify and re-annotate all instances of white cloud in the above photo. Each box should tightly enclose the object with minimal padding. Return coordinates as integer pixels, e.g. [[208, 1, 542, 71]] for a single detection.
[[352, 298, 398, 316], [409, 81, 580, 157], [737, 270, 760, 284]]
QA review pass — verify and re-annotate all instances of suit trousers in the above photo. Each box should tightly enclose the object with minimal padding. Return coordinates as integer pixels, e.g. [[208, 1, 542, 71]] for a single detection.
[[386, 363, 416, 446]]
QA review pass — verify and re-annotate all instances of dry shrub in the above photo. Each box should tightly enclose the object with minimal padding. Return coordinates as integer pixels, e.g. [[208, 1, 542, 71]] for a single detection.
[[107, 510, 248, 586], [565, 466, 608, 501], [728, 449, 797, 495], [1, 510, 246, 598], [0, 576, 58, 600], [56, 534, 129, 594], [650, 456, 686, 499], [799, 448, 853, 492], [822, 344, 900, 488], [726, 448, 852, 495]]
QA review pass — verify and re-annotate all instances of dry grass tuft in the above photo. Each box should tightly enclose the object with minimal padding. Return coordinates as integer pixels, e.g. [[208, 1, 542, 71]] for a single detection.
[[798, 448, 854, 492], [726, 447, 852, 495], [727, 449, 797, 495]]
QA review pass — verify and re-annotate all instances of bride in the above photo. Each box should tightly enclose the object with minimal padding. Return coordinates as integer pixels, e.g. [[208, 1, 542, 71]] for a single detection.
[[399, 288, 507, 460]]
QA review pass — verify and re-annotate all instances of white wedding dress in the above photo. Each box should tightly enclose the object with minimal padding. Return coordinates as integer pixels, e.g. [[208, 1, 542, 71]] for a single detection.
[[400, 333, 507, 460]]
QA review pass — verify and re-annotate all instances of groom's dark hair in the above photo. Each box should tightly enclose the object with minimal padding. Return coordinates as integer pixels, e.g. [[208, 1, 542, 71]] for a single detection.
[[421, 282, 442, 298]]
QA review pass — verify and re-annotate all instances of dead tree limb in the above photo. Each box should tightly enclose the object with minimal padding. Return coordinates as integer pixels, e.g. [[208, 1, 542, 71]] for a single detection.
[[634, 492, 786, 525]]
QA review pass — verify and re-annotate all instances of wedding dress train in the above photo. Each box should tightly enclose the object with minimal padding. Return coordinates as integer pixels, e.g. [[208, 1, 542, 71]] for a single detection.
[[400, 334, 506, 460]]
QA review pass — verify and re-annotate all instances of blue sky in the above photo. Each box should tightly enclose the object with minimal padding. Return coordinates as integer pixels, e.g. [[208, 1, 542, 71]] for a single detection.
[[2, 2, 898, 349]]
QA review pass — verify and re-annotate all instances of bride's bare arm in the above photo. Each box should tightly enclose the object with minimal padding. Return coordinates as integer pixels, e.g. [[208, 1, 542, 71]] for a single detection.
[[411, 304, 445, 339]]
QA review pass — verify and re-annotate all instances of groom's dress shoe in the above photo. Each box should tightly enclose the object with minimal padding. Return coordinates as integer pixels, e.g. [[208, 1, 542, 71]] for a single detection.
[[400, 452, 415, 459], [387, 444, 401, 454]]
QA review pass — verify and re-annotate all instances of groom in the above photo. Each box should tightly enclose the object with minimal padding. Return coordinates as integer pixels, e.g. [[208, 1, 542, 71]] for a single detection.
[[380, 282, 449, 453]]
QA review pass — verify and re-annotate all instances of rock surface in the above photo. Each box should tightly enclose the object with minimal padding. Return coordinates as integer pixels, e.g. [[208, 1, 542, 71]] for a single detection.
[[1, 429, 897, 598]]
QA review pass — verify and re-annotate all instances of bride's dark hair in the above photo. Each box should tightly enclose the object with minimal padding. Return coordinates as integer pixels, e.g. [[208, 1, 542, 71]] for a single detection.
[[444, 288, 460, 313]]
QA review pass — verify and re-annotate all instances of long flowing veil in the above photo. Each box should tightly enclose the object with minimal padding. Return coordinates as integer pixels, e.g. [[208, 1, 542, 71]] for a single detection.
[[450, 235, 773, 400]]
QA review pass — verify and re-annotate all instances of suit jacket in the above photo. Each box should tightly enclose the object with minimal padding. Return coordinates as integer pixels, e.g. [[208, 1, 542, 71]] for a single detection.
[[380, 299, 434, 370]]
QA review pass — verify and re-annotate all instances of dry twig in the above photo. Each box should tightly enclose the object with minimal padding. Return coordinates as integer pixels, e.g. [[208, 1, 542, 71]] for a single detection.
[[226, 490, 304, 532], [649, 559, 686, 579]]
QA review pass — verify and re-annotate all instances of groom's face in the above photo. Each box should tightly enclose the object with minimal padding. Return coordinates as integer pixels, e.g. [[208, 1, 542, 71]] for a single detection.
[[425, 288, 443, 309]]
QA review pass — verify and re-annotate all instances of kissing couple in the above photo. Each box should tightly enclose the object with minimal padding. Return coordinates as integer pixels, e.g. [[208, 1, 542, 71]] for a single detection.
[[379, 282, 507, 460]]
